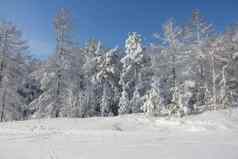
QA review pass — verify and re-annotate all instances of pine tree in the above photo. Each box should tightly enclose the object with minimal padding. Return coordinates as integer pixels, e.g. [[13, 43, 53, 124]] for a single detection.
[[131, 87, 143, 113], [118, 88, 130, 115], [96, 48, 122, 116], [119, 32, 151, 114]]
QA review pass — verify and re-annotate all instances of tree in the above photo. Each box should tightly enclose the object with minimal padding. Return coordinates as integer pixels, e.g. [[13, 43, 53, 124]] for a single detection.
[[0, 21, 29, 121], [30, 8, 74, 118], [184, 10, 215, 106], [96, 48, 121, 116], [220, 24, 238, 106], [142, 77, 162, 116], [119, 32, 151, 114], [118, 88, 130, 115], [206, 37, 225, 109], [154, 19, 190, 113], [131, 87, 143, 113], [159, 19, 182, 88], [184, 9, 214, 43]]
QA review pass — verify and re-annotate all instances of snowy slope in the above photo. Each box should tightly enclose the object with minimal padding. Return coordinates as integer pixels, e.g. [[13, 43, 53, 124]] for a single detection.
[[0, 108, 238, 159]]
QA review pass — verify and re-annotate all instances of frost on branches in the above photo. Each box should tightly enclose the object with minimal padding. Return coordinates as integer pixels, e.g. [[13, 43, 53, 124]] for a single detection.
[[125, 32, 143, 60], [1, 9, 238, 122], [119, 32, 151, 115], [142, 78, 162, 116], [118, 88, 130, 114]]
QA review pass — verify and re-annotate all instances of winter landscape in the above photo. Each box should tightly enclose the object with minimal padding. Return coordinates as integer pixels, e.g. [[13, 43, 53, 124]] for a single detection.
[[0, 0, 238, 159]]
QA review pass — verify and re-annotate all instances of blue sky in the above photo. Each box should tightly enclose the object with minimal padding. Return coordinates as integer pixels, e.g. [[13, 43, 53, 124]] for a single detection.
[[0, 0, 237, 58]]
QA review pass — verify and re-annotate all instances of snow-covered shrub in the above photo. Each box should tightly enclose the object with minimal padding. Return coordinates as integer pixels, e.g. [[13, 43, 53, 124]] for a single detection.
[[142, 87, 161, 116]]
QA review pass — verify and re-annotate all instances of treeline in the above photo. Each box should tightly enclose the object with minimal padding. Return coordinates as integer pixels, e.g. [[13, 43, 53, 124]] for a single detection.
[[0, 9, 238, 121]]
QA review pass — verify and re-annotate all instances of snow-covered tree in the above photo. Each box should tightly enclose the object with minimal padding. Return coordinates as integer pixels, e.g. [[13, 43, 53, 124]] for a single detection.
[[205, 37, 226, 109], [183, 10, 215, 107], [131, 87, 143, 113], [142, 78, 162, 116], [118, 88, 130, 115], [96, 48, 122, 116], [153, 19, 192, 112], [0, 21, 29, 121], [30, 8, 74, 118], [0, 8, 237, 121], [159, 19, 182, 88], [119, 32, 151, 114], [219, 24, 238, 106], [182, 80, 197, 115], [184, 9, 214, 43]]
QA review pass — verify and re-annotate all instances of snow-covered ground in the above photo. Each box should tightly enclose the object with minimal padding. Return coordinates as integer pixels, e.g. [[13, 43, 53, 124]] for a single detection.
[[0, 108, 238, 159]]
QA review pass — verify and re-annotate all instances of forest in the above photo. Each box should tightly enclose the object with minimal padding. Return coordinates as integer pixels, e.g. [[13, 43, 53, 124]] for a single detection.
[[0, 8, 238, 121]]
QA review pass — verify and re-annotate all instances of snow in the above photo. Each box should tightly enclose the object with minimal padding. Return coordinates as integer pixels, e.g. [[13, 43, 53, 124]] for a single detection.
[[0, 109, 238, 159], [232, 52, 238, 60]]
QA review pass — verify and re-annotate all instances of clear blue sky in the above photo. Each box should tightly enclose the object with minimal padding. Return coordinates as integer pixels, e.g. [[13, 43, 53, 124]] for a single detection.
[[0, 0, 237, 58]]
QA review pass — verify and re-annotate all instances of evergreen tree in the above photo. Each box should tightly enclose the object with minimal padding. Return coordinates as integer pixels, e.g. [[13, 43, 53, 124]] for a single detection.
[[118, 88, 130, 115], [119, 32, 151, 114]]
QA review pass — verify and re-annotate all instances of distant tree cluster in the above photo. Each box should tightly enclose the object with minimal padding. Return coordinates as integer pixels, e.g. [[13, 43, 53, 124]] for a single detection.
[[0, 9, 238, 121]]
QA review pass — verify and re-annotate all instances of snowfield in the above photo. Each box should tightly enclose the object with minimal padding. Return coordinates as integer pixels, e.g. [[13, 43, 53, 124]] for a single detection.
[[0, 109, 238, 159]]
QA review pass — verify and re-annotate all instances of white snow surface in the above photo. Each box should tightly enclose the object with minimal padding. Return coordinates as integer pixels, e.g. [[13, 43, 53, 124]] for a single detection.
[[0, 108, 238, 159]]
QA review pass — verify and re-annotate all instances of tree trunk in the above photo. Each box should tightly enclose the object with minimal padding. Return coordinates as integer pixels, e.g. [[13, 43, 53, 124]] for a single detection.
[[199, 58, 206, 105], [0, 89, 6, 122], [172, 54, 176, 88], [211, 54, 217, 109]]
